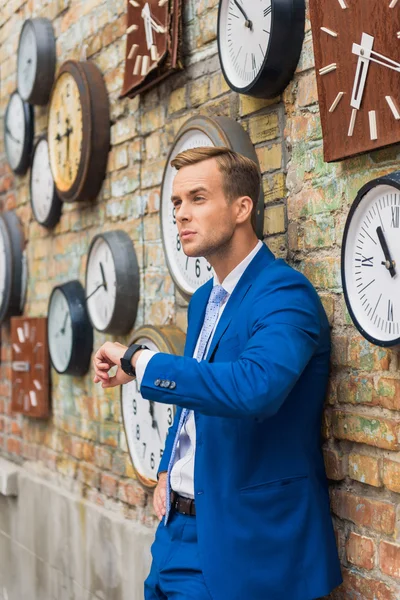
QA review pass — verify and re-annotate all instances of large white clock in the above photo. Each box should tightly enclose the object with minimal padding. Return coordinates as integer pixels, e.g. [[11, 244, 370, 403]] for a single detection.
[[342, 173, 400, 347], [30, 137, 62, 228], [121, 325, 185, 488], [160, 115, 264, 299]]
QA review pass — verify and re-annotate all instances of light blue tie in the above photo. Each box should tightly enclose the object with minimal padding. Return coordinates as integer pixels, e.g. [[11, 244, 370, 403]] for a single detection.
[[164, 285, 228, 523]]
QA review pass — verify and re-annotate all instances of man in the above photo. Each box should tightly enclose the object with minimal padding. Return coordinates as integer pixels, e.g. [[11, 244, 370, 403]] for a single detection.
[[93, 147, 342, 600]]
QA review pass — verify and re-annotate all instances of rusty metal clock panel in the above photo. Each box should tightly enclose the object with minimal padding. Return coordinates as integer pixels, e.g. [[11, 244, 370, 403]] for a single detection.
[[309, 0, 400, 162], [11, 317, 50, 418]]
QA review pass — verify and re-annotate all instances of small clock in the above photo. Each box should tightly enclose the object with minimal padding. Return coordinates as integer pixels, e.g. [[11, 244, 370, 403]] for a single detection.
[[48, 60, 110, 203], [30, 136, 62, 228], [48, 281, 93, 376], [217, 0, 305, 98], [121, 325, 185, 488], [17, 18, 56, 105], [85, 230, 140, 334], [11, 317, 50, 418], [342, 172, 400, 347], [4, 91, 34, 175], [160, 115, 264, 299], [120, 0, 182, 98], [0, 211, 27, 325]]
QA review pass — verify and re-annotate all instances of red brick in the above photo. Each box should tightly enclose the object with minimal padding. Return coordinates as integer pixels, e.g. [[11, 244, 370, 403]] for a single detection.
[[380, 541, 400, 579], [94, 445, 113, 470], [77, 463, 100, 488], [383, 460, 400, 494], [10, 420, 22, 436], [330, 568, 397, 600], [118, 480, 147, 507], [374, 377, 400, 411], [323, 447, 346, 480], [100, 473, 118, 498], [330, 489, 396, 535], [346, 532, 375, 570], [6, 437, 21, 456], [332, 410, 400, 450], [348, 453, 382, 487]]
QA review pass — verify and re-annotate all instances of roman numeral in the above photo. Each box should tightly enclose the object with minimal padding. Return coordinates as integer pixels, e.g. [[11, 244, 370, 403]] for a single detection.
[[361, 256, 374, 267], [388, 299, 394, 322], [264, 6, 272, 17], [391, 206, 399, 228]]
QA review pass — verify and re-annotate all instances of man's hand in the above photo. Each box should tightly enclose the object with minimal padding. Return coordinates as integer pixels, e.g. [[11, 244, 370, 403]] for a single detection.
[[93, 341, 133, 388], [153, 472, 167, 520]]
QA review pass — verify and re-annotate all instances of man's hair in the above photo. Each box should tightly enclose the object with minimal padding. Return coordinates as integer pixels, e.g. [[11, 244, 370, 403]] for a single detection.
[[171, 146, 261, 231]]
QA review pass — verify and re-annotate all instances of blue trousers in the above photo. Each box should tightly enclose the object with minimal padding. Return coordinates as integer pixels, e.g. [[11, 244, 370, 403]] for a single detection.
[[144, 511, 212, 599]]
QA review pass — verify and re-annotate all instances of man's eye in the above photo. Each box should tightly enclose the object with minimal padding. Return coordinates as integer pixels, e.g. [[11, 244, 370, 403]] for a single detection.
[[194, 196, 205, 201]]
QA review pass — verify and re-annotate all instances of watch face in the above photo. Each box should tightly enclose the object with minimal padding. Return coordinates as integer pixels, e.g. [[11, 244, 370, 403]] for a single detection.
[[342, 181, 400, 346], [48, 72, 83, 193], [48, 288, 73, 372], [161, 128, 214, 298], [121, 335, 175, 486], [218, 0, 272, 91], [86, 236, 117, 331], [4, 93, 27, 172], [17, 22, 38, 101], [31, 138, 57, 225]]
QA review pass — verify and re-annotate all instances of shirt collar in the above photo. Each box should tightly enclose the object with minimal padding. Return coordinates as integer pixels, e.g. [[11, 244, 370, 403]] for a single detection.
[[213, 240, 263, 297]]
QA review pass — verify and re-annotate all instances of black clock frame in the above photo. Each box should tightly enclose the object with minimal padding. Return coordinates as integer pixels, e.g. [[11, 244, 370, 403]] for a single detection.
[[17, 18, 56, 106], [0, 212, 25, 324], [217, 0, 305, 98], [341, 171, 400, 348], [48, 281, 93, 376], [85, 230, 140, 335], [30, 136, 62, 229], [4, 91, 34, 175]]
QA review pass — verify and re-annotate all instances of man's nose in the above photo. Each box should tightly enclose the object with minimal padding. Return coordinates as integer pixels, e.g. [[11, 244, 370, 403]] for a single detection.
[[176, 203, 191, 223]]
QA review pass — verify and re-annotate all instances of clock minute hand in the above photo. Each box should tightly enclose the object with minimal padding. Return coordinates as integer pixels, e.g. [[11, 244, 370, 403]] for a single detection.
[[352, 44, 400, 73], [233, 0, 252, 29], [350, 33, 374, 110], [377, 226, 396, 278], [5, 126, 21, 145]]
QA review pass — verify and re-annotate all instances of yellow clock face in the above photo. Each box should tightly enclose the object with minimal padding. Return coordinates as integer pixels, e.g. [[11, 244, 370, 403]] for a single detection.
[[48, 72, 83, 192]]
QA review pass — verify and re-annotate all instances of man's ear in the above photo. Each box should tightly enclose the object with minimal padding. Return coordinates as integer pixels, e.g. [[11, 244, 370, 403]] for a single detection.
[[235, 196, 253, 224]]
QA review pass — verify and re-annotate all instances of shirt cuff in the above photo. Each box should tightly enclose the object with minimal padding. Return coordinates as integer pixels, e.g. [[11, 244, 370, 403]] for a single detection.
[[135, 349, 158, 389]]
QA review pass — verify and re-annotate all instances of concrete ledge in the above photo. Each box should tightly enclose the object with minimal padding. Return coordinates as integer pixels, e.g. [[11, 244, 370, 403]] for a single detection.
[[0, 457, 19, 497]]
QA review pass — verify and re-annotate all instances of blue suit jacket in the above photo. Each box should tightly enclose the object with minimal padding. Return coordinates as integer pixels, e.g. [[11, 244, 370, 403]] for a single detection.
[[141, 244, 342, 600]]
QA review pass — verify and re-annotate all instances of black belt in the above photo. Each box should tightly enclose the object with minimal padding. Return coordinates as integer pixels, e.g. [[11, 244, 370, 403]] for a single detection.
[[171, 491, 196, 516]]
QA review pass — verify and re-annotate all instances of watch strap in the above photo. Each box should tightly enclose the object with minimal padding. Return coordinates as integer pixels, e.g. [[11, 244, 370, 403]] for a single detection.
[[120, 343, 149, 377]]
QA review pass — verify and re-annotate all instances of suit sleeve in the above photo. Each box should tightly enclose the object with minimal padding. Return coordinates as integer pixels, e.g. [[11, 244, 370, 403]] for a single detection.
[[142, 271, 324, 420]]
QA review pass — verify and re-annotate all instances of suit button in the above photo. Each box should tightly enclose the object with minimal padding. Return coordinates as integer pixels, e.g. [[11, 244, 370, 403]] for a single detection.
[[154, 379, 161, 387], [163, 380, 170, 388], [169, 381, 176, 389]]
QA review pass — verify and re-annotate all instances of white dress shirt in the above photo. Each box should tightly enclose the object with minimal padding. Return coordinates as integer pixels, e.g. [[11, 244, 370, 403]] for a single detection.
[[136, 240, 263, 498]]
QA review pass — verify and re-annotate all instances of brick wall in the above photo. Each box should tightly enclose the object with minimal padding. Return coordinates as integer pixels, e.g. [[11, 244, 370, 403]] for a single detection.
[[1, 0, 400, 597]]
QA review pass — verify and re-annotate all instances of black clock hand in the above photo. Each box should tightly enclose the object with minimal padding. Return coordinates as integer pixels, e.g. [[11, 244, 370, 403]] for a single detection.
[[59, 311, 69, 335], [99, 262, 108, 292], [233, 0, 252, 29], [377, 226, 396, 278], [149, 401, 162, 441], [5, 126, 21, 145], [85, 281, 105, 301]]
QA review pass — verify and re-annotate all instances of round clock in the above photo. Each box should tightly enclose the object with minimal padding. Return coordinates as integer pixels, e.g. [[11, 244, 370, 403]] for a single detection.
[[121, 325, 185, 488], [30, 136, 62, 228], [47, 60, 110, 203], [48, 281, 93, 375], [17, 18, 56, 105], [342, 172, 400, 347], [160, 115, 264, 299], [4, 91, 34, 175], [0, 211, 26, 325], [85, 230, 140, 334], [217, 0, 305, 98]]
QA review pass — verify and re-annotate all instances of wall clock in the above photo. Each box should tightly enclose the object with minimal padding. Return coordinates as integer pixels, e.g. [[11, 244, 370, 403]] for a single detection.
[[4, 91, 34, 175], [120, 0, 183, 98], [11, 317, 50, 418], [0, 212, 27, 325], [30, 136, 62, 228], [342, 172, 400, 347], [47, 60, 110, 203], [85, 230, 140, 334], [17, 18, 56, 106], [47, 281, 93, 376], [121, 324, 185, 488], [310, 0, 400, 162], [160, 115, 264, 299], [217, 0, 305, 98]]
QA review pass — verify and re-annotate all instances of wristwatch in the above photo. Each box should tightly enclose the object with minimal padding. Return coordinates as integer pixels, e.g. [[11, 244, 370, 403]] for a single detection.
[[120, 343, 149, 377]]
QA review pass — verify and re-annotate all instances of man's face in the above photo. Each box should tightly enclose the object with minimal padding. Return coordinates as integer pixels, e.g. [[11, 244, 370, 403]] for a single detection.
[[171, 159, 238, 259]]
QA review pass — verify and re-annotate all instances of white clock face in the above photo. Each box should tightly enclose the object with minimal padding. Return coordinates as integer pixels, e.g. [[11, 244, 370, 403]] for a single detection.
[[5, 94, 26, 171], [218, 0, 272, 90], [48, 289, 73, 372], [31, 139, 55, 224], [86, 237, 117, 331], [343, 184, 400, 345], [161, 129, 214, 297], [121, 336, 175, 485], [17, 23, 38, 101]]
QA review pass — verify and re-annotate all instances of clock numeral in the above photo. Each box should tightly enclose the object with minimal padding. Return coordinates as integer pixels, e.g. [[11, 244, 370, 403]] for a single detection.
[[264, 6, 272, 17], [388, 299, 394, 322], [150, 452, 155, 470], [185, 256, 189, 271], [176, 233, 181, 252], [167, 407, 173, 426], [132, 398, 137, 414], [172, 206, 176, 225], [142, 441, 146, 457], [391, 206, 400, 228], [195, 258, 201, 278], [136, 423, 140, 440], [361, 256, 374, 267], [207, 262, 212, 272], [160, 449, 164, 458]]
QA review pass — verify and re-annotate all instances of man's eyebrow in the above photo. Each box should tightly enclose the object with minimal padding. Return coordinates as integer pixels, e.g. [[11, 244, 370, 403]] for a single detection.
[[171, 187, 209, 203]]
